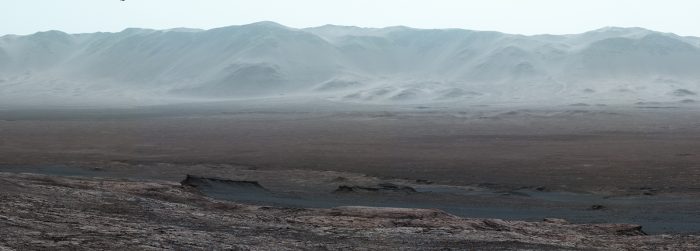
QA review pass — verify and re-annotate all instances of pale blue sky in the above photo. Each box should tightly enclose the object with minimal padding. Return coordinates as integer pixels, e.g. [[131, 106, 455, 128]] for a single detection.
[[2, 0, 699, 36]]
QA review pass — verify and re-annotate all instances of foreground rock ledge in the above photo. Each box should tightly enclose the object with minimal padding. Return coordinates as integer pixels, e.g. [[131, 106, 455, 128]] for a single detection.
[[0, 172, 697, 250]]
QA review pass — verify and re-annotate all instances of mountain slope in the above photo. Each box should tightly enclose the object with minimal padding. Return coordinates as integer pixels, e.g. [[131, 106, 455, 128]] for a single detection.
[[1, 22, 699, 106]]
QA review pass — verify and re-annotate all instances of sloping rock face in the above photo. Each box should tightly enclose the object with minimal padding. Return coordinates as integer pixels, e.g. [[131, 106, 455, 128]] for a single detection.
[[0, 172, 698, 250], [334, 183, 417, 194], [3, 23, 700, 106], [180, 174, 270, 193]]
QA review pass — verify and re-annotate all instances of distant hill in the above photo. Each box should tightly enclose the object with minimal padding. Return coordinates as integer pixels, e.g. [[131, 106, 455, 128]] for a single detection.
[[1, 22, 699, 106]]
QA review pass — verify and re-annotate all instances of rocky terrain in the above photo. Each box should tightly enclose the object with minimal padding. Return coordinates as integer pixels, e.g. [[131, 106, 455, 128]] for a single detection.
[[4, 12, 700, 251], [2, 102, 700, 249], [1, 172, 698, 250]]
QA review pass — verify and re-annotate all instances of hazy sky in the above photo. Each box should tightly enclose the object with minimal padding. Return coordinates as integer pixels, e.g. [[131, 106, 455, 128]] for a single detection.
[[2, 0, 699, 36]]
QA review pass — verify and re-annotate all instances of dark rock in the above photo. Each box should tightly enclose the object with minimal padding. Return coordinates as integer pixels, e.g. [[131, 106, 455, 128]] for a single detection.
[[181, 175, 266, 190], [378, 183, 417, 193], [590, 205, 606, 210], [501, 191, 531, 197], [335, 185, 378, 193], [613, 225, 647, 236], [334, 183, 416, 194], [415, 179, 433, 184], [180, 175, 273, 202], [638, 187, 658, 196]]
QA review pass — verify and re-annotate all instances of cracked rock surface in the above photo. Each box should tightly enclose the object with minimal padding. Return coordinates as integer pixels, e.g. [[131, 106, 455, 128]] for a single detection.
[[0, 172, 698, 250]]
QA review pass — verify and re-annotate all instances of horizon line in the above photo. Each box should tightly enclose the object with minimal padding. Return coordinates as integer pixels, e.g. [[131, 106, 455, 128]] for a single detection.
[[3, 21, 699, 39]]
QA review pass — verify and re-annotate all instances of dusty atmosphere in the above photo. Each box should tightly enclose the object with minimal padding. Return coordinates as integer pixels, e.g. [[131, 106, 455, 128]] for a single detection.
[[5, 1, 700, 249]]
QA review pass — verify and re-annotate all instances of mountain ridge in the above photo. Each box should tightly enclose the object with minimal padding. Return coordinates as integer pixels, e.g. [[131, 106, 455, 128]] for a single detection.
[[1, 22, 699, 106]]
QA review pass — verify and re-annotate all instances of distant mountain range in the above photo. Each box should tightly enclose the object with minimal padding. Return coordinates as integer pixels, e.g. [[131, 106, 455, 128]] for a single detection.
[[1, 21, 699, 106]]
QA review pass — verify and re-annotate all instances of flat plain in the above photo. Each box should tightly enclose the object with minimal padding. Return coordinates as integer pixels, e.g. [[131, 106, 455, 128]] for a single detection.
[[1, 100, 700, 248]]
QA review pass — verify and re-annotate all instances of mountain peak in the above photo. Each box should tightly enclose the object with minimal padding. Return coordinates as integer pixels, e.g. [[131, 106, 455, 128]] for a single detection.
[[31, 30, 70, 37], [163, 28, 204, 33], [592, 26, 652, 33], [585, 26, 657, 38], [245, 21, 289, 29], [210, 21, 292, 33], [120, 28, 156, 34]]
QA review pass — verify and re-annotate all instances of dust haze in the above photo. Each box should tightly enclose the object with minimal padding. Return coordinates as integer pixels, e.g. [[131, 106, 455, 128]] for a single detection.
[[2, 21, 700, 250], [2, 22, 700, 107]]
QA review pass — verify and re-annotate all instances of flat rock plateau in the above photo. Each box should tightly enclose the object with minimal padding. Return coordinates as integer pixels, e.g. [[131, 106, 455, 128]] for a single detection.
[[1, 172, 698, 250]]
